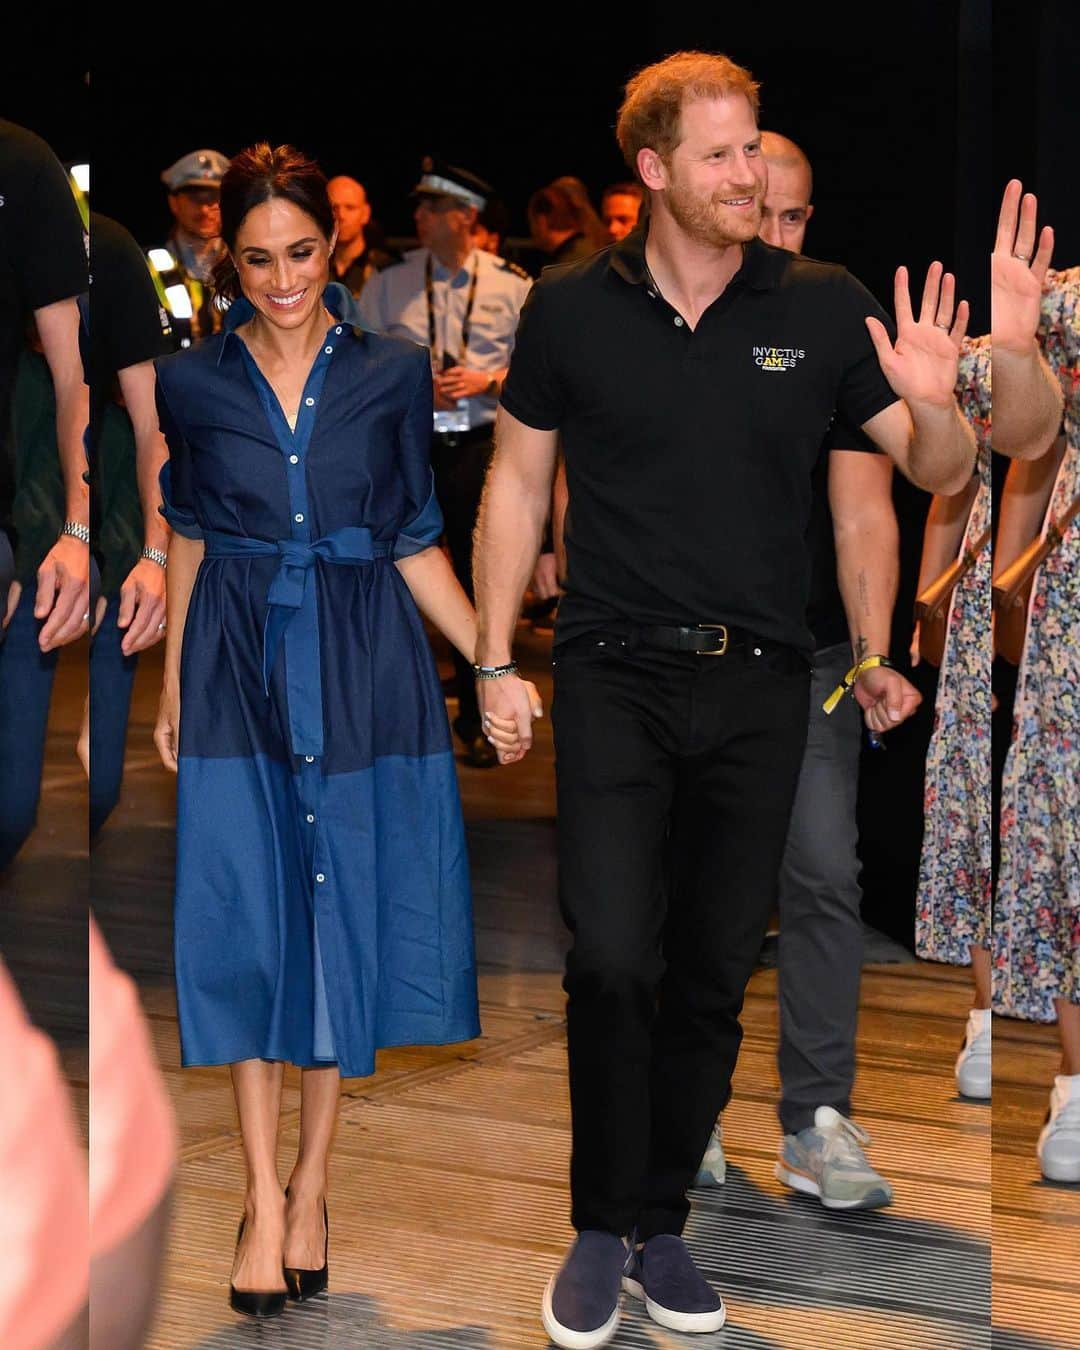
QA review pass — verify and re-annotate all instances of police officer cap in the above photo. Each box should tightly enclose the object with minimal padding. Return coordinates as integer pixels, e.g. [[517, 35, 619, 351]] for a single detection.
[[161, 149, 230, 193], [411, 156, 491, 212]]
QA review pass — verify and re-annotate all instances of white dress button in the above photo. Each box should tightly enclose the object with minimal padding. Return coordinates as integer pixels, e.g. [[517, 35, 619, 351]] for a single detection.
[[335, 326, 342, 334], [306, 814, 315, 823], [305, 396, 315, 406], [289, 454, 299, 464], [673, 316, 685, 327], [304, 755, 314, 763], [295, 513, 304, 523], [315, 873, 326, 883], [324, 346, 333, 355], [753, 647, 762, 656]]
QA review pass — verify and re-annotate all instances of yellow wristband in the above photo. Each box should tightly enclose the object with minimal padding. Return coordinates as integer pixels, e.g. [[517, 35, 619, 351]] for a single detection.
[[822, 654, 893, 715]]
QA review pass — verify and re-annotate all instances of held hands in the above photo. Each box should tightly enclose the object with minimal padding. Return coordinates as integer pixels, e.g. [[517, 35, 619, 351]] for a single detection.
[[865, 263, 969, 411], [117, 558, 167, 656], [853, 664, 922, 735], [477, 674, 544, 766], [992, 179, 1053, 355]]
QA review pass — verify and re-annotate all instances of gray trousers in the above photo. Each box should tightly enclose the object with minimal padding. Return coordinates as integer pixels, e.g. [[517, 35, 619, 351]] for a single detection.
[[776, 640, 864, 1134]]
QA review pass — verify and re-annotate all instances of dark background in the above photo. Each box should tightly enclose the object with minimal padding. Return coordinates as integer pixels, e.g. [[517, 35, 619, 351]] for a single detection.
[[8, 0, 1077, 946]]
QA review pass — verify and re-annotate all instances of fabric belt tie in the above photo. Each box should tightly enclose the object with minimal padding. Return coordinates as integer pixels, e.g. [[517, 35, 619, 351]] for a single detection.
[[203, 527, 393, 758]]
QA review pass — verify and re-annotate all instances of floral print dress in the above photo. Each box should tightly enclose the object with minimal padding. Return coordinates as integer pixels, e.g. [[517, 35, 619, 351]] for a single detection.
[[916, 335, 992, 965], [994, 268, 1080, 1022]]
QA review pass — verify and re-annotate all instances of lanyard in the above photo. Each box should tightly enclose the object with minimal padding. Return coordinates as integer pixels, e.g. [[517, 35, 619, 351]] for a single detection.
[[425, 251, 480, 366]]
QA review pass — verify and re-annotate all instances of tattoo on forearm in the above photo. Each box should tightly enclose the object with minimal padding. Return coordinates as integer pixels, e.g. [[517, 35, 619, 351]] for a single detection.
[[855, 634, 868, 664], [857, 569, 871, 618]]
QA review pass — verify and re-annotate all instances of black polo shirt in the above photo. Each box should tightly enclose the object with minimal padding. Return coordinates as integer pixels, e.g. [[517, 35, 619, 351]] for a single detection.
[[0, 119, 88, 534], [500, 230, 898, 653]]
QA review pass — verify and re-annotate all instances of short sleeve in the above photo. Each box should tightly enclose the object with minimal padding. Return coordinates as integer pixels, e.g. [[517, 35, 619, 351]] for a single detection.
[[499, 279, 566, 431], [154, 368, 202, 540], [830, 272, 901, 431], [91, 213, 171, 377], [824, 415, 882, 455], [11, 134, 87, 312], [1039, 267, 1080, 394], [393, 349, 443, 559]]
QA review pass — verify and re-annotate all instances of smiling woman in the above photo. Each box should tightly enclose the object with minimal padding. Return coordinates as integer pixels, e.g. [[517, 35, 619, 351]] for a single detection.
[[150, 141, 535, 1321]]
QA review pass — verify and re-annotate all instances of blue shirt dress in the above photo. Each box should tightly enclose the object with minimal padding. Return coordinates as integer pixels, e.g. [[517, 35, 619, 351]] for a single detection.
[[154, 283, 480, 1076]]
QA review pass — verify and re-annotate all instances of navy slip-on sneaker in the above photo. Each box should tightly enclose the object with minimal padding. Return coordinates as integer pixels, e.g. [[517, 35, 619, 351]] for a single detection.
[[622, 1234, 726, 1333], [541, 1231, 628, 1349]]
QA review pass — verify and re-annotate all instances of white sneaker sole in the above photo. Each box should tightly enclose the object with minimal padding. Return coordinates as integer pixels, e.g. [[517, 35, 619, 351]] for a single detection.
[[541, 1275, 620, 1349], [622, 1275, 727, 1332], [776, 1161, 893, 1210]]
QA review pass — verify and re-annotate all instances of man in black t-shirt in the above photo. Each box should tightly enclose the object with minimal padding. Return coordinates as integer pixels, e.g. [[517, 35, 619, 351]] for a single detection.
[[0, 119, 89, 654], [0, 209, 172, 868], [473, 53, 974, 1349], [692, 131, 917, 1210]]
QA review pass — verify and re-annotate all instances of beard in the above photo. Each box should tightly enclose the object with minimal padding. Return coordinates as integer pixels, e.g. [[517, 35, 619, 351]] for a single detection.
[[664, 174, 762, 248]]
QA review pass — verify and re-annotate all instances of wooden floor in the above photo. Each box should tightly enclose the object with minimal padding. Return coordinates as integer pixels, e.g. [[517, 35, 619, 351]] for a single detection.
[[4, 624, 1078, 1347]]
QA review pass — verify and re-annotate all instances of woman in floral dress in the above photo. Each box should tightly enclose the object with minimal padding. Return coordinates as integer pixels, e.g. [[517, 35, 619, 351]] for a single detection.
[[915, 183, 1065, 1105], [994, 261, 1080, 1182]]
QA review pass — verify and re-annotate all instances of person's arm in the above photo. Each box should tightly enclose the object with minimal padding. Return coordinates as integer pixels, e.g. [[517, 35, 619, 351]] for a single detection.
[[473, 406, 558, 760], [862, 263, 976, 495], [114, 361, 170, 655], [994, 434, 1066, 574], [153, 532, 203, 773], [395, 546, 477, 663], [829, 450, 921, 731], [32, 296, 90, 651], [552, 454, 569, 584], [908, 473, 979, 665], [990, 180, 1064, 461]]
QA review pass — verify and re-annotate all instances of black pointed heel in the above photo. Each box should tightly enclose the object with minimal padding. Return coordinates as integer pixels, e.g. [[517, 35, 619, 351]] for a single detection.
[[283, 1194, 329, 1302], [229, 1216, 288, 1318]]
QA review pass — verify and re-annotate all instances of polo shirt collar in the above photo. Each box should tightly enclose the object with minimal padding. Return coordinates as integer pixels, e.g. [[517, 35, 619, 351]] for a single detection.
[[608, 227, 783, 293], [217, 282, 362, 365]]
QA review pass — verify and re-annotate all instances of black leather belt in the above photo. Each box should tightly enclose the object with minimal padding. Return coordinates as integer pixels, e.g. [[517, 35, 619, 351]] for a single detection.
[[637, 623, 751, 655], [595, 624, 807, 672]]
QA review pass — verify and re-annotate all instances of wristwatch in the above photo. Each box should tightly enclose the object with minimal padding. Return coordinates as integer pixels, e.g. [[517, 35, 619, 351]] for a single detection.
[[141, 546, 168, 568], [60, 520, 90, 545]]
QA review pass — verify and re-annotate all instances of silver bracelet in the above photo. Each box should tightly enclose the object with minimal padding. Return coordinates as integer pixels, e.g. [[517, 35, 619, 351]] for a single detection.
[[60, 520, 90, 545], [473, 661, 519, 680], [141, 546, 168, 568]]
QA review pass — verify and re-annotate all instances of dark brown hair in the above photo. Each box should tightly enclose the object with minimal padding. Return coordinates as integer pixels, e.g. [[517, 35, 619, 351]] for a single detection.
[[211, 143, 333, 302], [527, 183, 581, 234]]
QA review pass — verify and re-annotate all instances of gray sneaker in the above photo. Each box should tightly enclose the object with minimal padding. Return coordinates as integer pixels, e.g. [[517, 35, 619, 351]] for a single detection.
[[693, 1118, 727, 1187], [776, 1106, 893, 1210]]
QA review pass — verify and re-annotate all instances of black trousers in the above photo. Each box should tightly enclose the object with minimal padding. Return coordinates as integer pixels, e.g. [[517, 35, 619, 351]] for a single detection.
[[430, 430, 494, 737], [552, 633, 810, 1239]]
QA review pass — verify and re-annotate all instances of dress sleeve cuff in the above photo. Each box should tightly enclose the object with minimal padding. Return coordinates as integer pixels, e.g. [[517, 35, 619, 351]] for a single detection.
[[393, 475, 443, 559], [157, 461, 203, 540]]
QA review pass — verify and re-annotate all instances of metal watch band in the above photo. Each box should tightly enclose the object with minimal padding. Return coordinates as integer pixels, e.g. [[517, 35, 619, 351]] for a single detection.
[[141, 546, 168, 568], [473, 661, 519, 680], [60, 520, 91, 545]]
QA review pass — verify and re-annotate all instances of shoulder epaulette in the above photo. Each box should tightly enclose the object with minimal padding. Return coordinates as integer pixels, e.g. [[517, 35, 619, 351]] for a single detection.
[[498, 258, 532, 281]]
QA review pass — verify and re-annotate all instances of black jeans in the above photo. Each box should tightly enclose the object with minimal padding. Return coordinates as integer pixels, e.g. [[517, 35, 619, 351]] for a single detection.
[[431, 430, 494, 737], [552, 632, 810, 1239]]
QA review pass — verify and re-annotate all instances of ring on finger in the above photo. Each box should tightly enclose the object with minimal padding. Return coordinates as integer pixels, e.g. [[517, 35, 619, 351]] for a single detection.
[[934, 321, 950, 330], [1012, 251, 1031, 262]]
